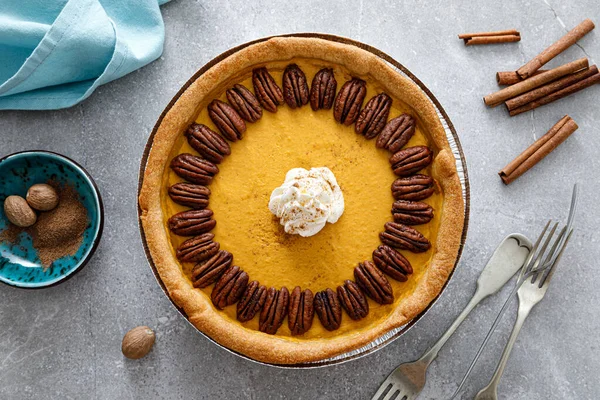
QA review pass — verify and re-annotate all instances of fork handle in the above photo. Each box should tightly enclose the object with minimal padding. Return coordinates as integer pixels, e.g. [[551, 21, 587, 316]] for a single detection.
[[475, 304, 533, 398], [419, 290, 485, 365], [449, 283, 520, 400]]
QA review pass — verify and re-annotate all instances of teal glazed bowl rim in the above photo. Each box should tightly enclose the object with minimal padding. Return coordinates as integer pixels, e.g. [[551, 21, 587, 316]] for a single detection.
[[0, 150, 104, 289]]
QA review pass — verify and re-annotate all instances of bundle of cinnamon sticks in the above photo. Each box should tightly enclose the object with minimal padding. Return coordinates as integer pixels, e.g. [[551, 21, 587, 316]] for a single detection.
[[466, 19, 597, 184], [484, 19, 598, 115]]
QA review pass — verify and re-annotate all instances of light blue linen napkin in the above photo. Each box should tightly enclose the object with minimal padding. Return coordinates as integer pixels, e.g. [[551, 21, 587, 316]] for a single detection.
[[0, 0, 170, 110]]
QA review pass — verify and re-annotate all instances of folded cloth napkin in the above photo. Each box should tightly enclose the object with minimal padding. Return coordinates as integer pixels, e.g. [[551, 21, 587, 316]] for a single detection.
[[0, 0, 169, 110]]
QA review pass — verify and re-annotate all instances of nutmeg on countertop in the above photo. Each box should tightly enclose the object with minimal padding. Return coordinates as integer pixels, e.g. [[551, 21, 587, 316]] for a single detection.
[[121, 326, 155, 359]]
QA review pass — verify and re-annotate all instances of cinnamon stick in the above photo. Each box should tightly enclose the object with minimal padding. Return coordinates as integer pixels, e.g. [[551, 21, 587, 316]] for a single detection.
[[517, 18, 595, 79], [483, 58, 588, 107], [509, 71, 600, 116], [506, 65, 598, 110], [459, 30, 521, 45], [496, 70, 547, 85], [459, 30, 520, 38], [465, 35, 520, 45], [499, 116, 578, 184]]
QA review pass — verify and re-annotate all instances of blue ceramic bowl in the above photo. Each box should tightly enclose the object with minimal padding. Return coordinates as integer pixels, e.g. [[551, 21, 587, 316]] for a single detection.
[[0, 151, 103, 288]]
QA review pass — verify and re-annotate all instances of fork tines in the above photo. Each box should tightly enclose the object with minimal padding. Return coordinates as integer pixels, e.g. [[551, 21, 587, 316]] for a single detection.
[[518, 184, 578, 287]]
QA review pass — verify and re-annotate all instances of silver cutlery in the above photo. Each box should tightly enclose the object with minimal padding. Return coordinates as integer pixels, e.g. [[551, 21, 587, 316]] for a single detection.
[[474, 186, 578, 400], [371, 233, 532, 400], [450, 185, 578, 400], [373, 185, 577, 400]]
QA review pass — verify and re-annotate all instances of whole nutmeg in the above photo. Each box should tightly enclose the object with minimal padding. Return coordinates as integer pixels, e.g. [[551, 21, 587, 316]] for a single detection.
[[121, 326, 155, 359], [3, 195, 37, 227], [26, 183, 59, 211]]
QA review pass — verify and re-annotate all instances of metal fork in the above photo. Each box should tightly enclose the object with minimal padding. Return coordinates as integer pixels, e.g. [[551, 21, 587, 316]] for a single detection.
[[449, 185, 578, 400], [369, 233, 531, 400], [372, 191, 576, 400], [473, 229, 572, 400], [474, 186, 578, 400]]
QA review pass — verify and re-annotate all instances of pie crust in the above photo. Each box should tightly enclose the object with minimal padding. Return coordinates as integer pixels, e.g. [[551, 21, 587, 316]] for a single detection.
[[139, 37, 465, 364]]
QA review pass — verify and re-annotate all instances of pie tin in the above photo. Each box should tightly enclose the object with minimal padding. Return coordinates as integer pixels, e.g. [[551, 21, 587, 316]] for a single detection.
[[137, 33, 470, 368]]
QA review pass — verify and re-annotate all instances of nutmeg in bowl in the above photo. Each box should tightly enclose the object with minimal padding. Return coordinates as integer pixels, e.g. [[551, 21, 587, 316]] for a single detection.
[[26, 183, 59, 211], [0, 151, 104, 288]]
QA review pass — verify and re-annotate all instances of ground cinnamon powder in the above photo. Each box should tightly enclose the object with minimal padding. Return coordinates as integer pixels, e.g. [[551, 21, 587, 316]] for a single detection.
[[0, 182, 89, 269]]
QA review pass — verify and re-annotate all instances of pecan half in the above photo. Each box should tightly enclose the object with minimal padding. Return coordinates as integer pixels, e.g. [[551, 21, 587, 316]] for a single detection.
[[392, 200, 434, 225], [176, 233, 219, 263], [168, 209, 216, 236], [170, 153, 219, 185], [226, 84, 262, 122], [259, 287, 289, 335], [380, 222, 431, 253], [314, 288, 342, 331], [310, 68, 337, 110], [237, 281, 267, 322], [168, 183, 210, 209], [282, 64, 309, 109], [392, 174, 436, 201], [334, 78, 367, 125], [354, 261, 394, 304], [208, 100, 246, 141], [336, 280, 369, 320], [355, 93, 392, 139], [252, 67, 284, 113], [373, 244, 413, 282], [390, 146, 433, 177], [184, 123, 231, 164], [211, 265, 249, 310], [376, 114, 416, 152], [191, 250, 232, 288], [288, 287, 314, 335]]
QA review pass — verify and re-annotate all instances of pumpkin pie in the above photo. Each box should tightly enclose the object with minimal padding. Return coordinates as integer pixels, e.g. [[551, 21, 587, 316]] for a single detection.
[[138, 37, 465, 364]]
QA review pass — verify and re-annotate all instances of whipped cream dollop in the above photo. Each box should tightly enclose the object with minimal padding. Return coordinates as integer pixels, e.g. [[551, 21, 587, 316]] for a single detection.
[[268, 167, 344, 237]]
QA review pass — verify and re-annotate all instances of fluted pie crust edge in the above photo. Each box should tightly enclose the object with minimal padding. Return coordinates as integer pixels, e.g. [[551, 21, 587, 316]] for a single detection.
[[138, 37, 465, 364]]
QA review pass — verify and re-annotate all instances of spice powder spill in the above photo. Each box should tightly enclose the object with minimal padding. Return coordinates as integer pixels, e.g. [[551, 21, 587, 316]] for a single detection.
[[0, 223, 22, 244], [0, 182, 89, 270]]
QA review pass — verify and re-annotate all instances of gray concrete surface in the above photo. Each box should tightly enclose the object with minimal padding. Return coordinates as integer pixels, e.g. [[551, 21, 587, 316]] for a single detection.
[[1, 0, 599, 399]]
